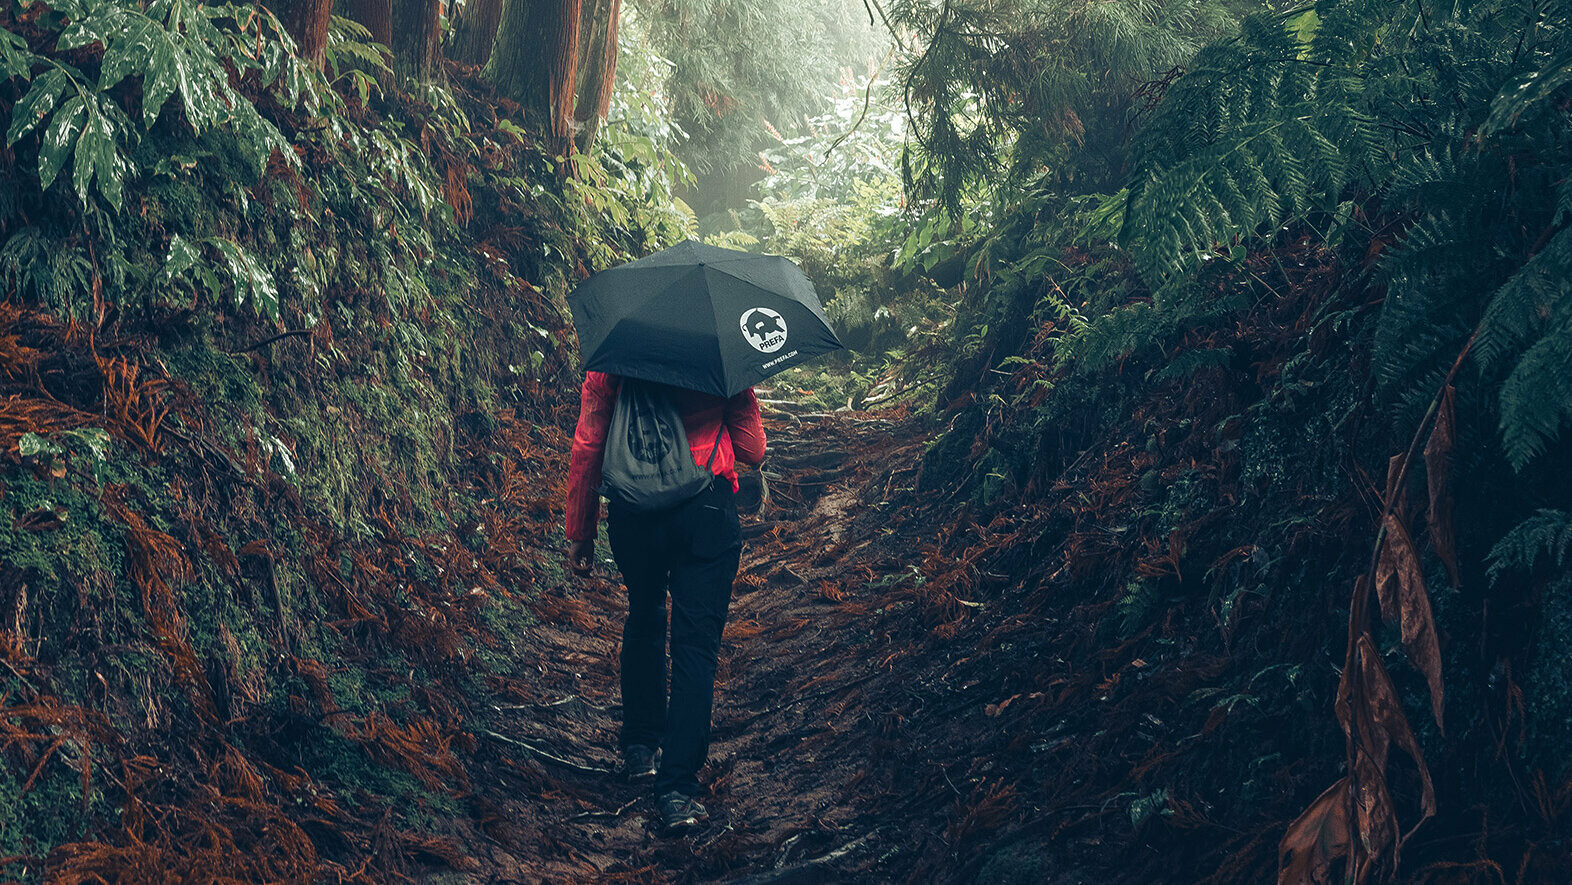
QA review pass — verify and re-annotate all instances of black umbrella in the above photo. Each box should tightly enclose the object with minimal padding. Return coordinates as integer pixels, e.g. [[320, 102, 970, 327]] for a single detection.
[[568, 241, 842, 397]]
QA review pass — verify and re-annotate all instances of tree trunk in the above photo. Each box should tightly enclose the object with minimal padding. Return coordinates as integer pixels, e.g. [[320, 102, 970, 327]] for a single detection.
[[345, 0, 392, 48], [276, 0, 334, 69], [571, 0, 619, 151], [391, 0, 443, 80], [448, 0, 504, 67], [486, 0, 621, 152], [487, 0, 581, 144]]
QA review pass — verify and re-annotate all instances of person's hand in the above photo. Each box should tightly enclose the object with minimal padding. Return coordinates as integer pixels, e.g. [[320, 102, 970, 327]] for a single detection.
[[567, 539, 594, 577]]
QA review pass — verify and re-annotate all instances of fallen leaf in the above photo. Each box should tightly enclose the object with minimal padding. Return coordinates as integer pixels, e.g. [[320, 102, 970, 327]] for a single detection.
[[985, 694, 1020, 717]]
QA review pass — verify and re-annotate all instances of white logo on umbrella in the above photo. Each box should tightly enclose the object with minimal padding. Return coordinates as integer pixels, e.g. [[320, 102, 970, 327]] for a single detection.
[[740, 307, 788, 354]]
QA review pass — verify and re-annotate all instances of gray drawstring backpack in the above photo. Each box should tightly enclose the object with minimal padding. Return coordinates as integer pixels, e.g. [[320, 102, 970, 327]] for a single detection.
[[600, 379, 725, 511]]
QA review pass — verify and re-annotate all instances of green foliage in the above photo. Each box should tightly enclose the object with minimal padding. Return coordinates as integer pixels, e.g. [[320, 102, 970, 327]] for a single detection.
[[889, 0, 1238, 212], [6, 64, 135, 209], [755, 61, 903, 206], [325, 14, 393, 106], [162, 234, 280, 321], [2, 0, 305, 211], [1116, 578, 1161, 638], [1123, 5, 1380, 284], [1117, 0, 1572, 470], [1487, 510, 1572, 585], [0, 226, 91, 310]]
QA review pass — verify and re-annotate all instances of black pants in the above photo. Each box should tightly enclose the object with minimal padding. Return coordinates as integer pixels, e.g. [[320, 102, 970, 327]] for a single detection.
[[607, 478, 742, 797]]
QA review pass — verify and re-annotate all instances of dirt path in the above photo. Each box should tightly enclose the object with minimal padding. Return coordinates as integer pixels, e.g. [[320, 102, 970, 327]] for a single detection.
[[465, 407, 940, 882]]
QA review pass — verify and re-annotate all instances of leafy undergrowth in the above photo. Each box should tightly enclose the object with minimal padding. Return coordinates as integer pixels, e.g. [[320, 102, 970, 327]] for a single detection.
[[0, 0, 676, 877]]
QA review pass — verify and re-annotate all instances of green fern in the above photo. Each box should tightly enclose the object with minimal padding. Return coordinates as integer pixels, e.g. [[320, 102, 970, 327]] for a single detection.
[[1121, 5, 1383, 284], [1488, 510, 1572, 584], [326, 14, 393, 105], [0, 227, 93, 312], [1117, 578, 1162, 638], [1115, 0, 1572, 470], [1498, 319, 1572, 470]]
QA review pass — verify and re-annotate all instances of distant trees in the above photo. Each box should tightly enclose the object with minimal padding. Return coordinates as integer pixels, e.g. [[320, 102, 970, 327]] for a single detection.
[[629, 0, 883, 209], [295, 0, 620, 150]]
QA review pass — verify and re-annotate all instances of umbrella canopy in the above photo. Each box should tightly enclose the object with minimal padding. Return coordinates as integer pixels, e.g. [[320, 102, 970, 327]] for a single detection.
[[568, 241, 842, 397]]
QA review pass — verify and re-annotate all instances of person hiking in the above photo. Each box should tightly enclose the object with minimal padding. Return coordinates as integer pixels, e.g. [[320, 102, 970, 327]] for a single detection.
[[564, 370, 766, 831]]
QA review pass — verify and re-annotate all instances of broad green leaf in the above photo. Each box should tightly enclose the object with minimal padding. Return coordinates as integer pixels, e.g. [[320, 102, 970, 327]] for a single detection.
[[163, 234, 200, 279], [96, 15, 161, 92], [37, 94, 86, 190], [7, 67, 71, 145], [210, 238, 280, 320], [72, 98, 128, 209], [63, 427, 110, 462], [57, 1, 127, 54], [18, 431, 61, 457], [0, 28, 37, 81], [352, 69, 373, 107], [145, 23, 215, 129]]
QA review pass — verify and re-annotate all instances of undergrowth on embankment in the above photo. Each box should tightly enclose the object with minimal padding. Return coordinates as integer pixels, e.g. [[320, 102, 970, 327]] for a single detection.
[[0, 2, 682, 878], [894, 4, 1572, 877]]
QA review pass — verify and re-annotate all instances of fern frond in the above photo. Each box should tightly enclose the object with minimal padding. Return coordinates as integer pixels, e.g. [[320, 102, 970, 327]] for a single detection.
[[1475, 225, 1572, 371], [1483, 20, 1572, 134], [1121, 8, 1369, 284], [1487, 509, 1572, 583], [0, 227, 93, 315], [1498, 316, 1572, 471], [1371, 210, 1482, 400], [1153, 346, 1232, 383]]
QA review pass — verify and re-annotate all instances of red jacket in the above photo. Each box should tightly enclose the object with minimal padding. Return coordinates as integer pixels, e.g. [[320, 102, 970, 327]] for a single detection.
[[565, 371, 766, 542]]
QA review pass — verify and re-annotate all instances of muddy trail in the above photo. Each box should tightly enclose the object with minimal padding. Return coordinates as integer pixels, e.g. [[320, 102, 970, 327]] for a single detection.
[[464, 404, 953, 882]]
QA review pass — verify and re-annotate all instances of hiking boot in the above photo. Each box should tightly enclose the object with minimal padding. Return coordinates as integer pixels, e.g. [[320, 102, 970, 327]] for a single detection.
[[656, 791, 708, 831], [622, 745, 657, 783]]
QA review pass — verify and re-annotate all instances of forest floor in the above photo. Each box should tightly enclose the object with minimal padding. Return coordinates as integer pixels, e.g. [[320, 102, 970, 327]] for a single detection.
[[461, 402, 963, 883]]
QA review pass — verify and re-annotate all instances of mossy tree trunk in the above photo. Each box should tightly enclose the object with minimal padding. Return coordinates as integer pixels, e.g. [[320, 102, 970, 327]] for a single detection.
[[449, 0, 504, 67], [276, 0, 334, 69], [486, 0, 619, 152], [391, 0, 443, 80]]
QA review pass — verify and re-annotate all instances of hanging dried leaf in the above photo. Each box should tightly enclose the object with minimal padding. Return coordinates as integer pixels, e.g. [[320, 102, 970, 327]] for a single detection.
[[1382, 454, 1409, 521], [1278, 779, 1352, 884], [1376, 513, 1446, 732], [1424, 385, 1460, 587], [1328, 632, 1439, 882], [1374, 455, 1409, 623]]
